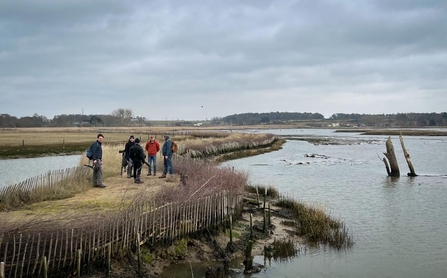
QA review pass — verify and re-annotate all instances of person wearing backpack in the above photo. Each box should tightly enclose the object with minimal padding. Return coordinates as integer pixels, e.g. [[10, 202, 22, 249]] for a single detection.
[[129, 138, 145, 184], [91, 134, 106, 188], [145, 135, 160, 176], [159, 133, 174, 178], [123, 135, 135, 178]]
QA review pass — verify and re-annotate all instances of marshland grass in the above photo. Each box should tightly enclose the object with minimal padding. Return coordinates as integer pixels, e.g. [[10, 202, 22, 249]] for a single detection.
[[264, 238, 298, 262], [275, 198, 353, 249], [246, 184, 280, 199]]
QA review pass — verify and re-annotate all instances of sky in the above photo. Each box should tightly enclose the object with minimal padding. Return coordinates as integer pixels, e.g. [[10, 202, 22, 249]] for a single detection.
[[1, 0, 446, 121]]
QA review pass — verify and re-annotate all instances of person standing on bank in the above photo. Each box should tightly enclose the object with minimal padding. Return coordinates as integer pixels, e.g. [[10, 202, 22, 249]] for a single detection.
[[145, 135, 160, 176], [124, 135, 135, 178], [129, 138, 145, 184], [159, 133, 173, 178], [91, 134, 106, 188]]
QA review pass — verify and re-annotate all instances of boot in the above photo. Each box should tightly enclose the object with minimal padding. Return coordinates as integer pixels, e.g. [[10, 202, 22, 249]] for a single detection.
[[147, 171, 151, 176], [159, 174, 166, 178]]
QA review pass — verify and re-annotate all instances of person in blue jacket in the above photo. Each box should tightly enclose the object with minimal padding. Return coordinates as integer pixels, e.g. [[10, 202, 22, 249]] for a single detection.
[[159, 133, 174, 178], [91, 134, 106, 188]]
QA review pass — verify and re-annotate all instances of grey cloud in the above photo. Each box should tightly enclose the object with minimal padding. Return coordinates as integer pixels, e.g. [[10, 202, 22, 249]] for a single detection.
[[1, 0, 446, 119]]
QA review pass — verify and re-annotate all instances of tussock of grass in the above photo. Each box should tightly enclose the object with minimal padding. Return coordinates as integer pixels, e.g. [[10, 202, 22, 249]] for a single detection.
[[264, 238, 298, 262]]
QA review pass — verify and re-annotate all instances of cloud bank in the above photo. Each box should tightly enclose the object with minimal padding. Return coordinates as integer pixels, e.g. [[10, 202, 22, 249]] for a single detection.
[[1, 0, 446, 120]]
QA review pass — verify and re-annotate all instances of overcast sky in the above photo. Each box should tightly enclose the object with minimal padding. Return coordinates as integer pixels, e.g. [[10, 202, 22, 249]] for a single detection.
[[1, 0, 446, 120]]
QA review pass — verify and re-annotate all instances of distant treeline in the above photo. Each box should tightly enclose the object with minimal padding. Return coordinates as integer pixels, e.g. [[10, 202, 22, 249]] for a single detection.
[[216, 112, 325, 125], [212, 112, 447, 127], [329, 112, 447, 127], [1, 111, 447, 128]]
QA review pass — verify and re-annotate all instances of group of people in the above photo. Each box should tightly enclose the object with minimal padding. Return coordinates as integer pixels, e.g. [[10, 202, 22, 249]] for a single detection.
[[89, 133, 175, 188]]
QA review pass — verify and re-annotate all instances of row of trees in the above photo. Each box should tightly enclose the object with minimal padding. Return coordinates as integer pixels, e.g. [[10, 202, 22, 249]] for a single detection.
[[0, 109, 138, 128], [219, 112, 325, 125], [329, 112, 447, 127], [1, 111, 447, 128]]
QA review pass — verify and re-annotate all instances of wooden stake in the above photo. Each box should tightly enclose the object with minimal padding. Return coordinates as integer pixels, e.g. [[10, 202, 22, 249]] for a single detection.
[[0, 262, 4, 278], [77, 250, 81, 278], [399, 133, 417, 176], [229, 215, 233, 245]]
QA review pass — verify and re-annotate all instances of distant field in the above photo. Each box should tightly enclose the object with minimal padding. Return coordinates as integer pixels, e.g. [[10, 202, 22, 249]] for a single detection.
[[0, 126, 283, 158], [0, 127, 180, 158]]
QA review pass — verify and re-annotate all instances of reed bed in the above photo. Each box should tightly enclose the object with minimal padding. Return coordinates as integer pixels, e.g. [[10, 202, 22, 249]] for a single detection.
[[181, 133, 277, 159], [274, 197, 353, 249], [155, 157, 248, 204]]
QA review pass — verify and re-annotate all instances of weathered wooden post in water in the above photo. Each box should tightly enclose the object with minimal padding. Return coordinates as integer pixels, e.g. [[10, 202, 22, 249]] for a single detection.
[[382, 136, 400, 177], [399, 133, 417, 177]]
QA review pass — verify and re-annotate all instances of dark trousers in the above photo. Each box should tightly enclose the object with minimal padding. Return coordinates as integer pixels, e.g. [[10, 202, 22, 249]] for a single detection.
[[133, 161, 142, 181]]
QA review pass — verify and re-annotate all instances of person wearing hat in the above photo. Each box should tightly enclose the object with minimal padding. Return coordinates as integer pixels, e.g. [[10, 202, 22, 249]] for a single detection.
[[129, 138, 146, 184], [123, 135, 135, 178], [159, 133, 174, 178]]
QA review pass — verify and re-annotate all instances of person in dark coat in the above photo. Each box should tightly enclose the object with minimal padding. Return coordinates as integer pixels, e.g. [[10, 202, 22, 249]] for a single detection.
[[91, 134, 106, 188], [129, 138, 146, 184], [123, 135, 135, 178]]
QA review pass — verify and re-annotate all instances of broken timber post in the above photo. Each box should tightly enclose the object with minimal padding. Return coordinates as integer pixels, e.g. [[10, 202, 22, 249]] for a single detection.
[[383, 136, 400, 177], [399, 133, 417, 177]]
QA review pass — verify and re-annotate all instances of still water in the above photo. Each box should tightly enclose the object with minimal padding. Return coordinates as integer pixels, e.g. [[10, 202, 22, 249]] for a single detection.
[[220, 129, 447, 278], [0, 155, 82, 188]]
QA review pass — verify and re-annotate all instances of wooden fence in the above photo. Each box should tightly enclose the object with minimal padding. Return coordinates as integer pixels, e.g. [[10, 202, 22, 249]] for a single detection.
[[0, 167, 90, 209], [0, 191, 243, 278]]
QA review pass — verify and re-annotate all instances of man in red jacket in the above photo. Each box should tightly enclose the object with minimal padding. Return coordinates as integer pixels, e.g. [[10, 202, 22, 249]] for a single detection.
[[145, 135, 160, 176]]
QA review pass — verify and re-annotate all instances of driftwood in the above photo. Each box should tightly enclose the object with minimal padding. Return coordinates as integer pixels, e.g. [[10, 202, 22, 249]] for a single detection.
[[383, 136, 400, 177], [399, 133, 417, 177]]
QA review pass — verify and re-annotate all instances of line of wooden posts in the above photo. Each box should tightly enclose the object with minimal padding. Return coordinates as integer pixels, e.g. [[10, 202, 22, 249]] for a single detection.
[[0, 191, 243, 278], [0, 167, 87, 198]]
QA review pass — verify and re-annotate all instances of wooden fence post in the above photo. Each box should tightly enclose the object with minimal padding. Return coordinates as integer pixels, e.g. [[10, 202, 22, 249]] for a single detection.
[[107, 243, 111, 277], [229, 216, 233, 245], [249, 213, 253, 239], [0, 262, 4, 278], [136, 233, 142, 277], [43, 256, 48, 278], [76, 249, 81, 278]]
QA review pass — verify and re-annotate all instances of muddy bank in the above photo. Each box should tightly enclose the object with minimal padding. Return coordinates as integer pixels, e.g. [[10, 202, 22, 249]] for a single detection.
[[82, 191, 306, 278]]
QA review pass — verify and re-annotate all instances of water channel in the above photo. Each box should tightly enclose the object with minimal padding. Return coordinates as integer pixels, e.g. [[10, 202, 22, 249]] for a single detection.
[[220, 129, 447, 278]]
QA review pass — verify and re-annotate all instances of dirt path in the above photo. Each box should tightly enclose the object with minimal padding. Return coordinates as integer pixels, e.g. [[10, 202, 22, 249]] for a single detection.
[[1, 173, 179, 226]]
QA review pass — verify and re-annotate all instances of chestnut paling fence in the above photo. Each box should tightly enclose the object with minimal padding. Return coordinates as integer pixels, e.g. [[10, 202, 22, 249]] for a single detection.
[[0, 171, 243, 278], [0, 167, 90, 209]]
